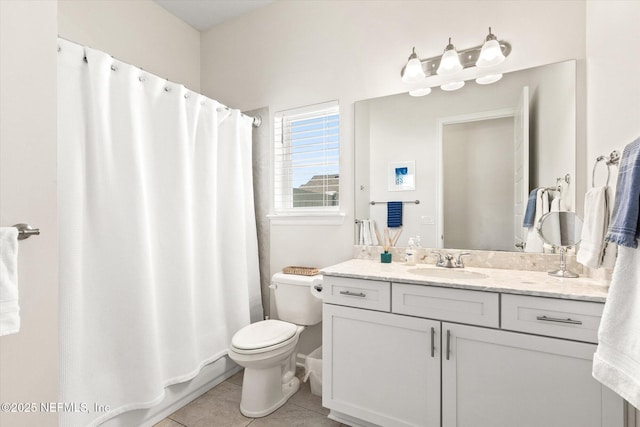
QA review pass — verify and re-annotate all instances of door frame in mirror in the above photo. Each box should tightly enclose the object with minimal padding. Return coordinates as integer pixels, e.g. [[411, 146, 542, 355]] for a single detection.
[[436, 107, 516, 248]]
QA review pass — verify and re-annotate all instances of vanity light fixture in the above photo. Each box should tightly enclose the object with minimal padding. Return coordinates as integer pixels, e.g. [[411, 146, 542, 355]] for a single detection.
[[436, 38, 463, 75], [400, 28, 511, 93], [476, 27, 506, 67], [401, 47, 426, 83]]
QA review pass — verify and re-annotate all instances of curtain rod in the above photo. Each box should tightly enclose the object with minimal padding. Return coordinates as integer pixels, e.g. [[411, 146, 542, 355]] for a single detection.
[[57, 35, 261, 128]]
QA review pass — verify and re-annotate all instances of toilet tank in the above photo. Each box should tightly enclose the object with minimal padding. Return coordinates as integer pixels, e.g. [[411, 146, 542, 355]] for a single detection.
[[271, 272, 322, 326]]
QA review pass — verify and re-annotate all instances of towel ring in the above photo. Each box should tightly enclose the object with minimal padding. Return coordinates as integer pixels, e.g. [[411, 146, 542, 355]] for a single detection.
[[592, 156, 611, 188]]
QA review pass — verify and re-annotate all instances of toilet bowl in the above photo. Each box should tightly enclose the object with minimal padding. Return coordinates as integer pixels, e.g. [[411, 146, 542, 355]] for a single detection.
[[228, 273, 323, 418]]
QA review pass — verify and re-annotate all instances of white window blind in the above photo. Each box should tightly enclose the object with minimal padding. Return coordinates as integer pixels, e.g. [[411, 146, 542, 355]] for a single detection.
[[274, 101, 340, 212]]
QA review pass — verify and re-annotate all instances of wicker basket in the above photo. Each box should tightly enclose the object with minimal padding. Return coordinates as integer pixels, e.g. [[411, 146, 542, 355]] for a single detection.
[[282, 266, 319, 276]]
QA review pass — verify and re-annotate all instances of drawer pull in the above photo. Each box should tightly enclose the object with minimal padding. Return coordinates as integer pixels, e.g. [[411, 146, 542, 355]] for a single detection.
[[430, 327, 436, 358], [446, 329, 451, 360], [536, 315, 583, 325], [339, 290, 367, 298]]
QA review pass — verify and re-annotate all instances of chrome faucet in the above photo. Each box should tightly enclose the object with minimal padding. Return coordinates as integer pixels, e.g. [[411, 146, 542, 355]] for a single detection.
[[431, 251, 471, 268]]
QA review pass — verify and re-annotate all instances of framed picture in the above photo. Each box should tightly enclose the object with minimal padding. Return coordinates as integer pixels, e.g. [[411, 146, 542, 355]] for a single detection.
[[388, 161, 415, 191]]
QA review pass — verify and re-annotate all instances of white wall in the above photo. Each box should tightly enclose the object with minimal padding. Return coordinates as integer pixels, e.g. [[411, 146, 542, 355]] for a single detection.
[[586, 2, 640, 425], [201, 0, 587, 281], [58, 0, 200, 91], [586, 1, 640, 190], [0, 2, 58, 427]]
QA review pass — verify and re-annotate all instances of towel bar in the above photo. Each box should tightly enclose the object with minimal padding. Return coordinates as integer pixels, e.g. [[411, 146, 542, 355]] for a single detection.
[[592, 150, 620, 188], [370, 200, 420, 206], [12, 223, 40, 240]]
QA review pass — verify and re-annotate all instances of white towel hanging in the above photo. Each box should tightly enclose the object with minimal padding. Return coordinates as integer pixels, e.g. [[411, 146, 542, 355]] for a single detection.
[[0, 227, 20, 336]]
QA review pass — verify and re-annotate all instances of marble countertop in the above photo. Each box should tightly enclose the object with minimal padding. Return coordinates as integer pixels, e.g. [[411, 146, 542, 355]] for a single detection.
[[320, 259, 610, 303]]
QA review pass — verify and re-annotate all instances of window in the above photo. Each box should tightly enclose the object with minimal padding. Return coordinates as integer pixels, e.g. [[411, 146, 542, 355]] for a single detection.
[[273, 101, 340, 215]]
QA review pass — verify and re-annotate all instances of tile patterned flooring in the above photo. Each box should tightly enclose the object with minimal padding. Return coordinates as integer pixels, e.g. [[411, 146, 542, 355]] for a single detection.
[[154, 369, 347, 427]]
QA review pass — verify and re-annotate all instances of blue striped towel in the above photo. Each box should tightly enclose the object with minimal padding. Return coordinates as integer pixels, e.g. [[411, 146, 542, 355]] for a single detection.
[[387, 201, 403, 228], [606, 137, 640, 248]]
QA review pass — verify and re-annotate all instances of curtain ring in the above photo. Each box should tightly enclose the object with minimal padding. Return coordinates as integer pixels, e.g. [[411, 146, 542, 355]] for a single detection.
[[164, 86, 171, 92], [110, 64, 118, 72]]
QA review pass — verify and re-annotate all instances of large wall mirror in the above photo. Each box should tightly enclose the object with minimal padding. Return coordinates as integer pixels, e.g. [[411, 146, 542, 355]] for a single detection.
[[355, 60, 576, 252]]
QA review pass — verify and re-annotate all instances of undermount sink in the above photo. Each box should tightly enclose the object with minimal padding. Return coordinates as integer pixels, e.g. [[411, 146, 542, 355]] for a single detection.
[[407, 268, 488, 280]]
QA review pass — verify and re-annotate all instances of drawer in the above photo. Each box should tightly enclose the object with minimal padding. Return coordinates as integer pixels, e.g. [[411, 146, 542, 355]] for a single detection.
[[392, 283, 499, 327], [323, 276, 391, 312], [501, 294, 603, 343]]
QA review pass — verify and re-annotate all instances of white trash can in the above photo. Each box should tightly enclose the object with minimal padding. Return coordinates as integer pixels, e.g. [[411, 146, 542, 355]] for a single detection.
[[303, 346, 322, 396]]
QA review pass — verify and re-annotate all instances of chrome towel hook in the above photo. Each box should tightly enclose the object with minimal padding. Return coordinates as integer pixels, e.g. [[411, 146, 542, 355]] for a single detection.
[[12, 223, 40, 240]]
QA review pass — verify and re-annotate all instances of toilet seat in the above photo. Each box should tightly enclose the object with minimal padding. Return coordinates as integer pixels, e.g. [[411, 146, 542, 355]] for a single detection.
[[231, 320, 298, 355]]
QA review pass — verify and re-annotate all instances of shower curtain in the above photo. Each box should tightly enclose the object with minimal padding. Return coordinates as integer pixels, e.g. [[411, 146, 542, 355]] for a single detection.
[[57, 39, 263, 426]]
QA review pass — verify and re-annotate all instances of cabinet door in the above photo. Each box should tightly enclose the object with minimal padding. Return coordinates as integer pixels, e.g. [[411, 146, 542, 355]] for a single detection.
[[442, 323, 623, 427], [323, 304, 440, 427]]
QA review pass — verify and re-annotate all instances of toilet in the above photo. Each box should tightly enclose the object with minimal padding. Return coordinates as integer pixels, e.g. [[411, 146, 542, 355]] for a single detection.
[[228, 272, 323, 418]]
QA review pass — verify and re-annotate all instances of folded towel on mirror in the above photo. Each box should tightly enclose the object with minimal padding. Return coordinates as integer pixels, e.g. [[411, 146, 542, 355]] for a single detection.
[[387, 201, 403, 228], [0, 227, 20, 336], [577, 186, 615, 269], [606, 137, 640, 248]]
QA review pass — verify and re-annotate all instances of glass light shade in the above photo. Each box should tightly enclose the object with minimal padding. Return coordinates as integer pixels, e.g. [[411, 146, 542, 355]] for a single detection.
[[437, 48, 463, 75], [409, 87, 432, 97], [441, 81, 465, 91], [476, 39, 505, 67], [475, 74, 503, 85], [402, 57, 426, 83]]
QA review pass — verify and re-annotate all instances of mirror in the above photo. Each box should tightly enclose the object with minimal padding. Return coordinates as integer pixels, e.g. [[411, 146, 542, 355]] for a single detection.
[[537, 211, 583, 277], [355, 60, 576, 252]]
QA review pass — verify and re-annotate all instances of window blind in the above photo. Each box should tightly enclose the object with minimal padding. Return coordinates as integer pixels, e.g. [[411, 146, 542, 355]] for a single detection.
[[274, 101, 340, 212]]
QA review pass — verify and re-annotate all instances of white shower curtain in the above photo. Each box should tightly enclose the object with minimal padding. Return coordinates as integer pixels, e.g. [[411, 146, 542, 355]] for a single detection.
[[57, 39, 263, 426]]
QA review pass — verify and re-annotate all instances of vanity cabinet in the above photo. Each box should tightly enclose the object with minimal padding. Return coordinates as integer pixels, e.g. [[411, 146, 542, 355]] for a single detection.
[[322, 276, 623, 427], [442, 322, 621, 427], [323, 304, 440, 427]]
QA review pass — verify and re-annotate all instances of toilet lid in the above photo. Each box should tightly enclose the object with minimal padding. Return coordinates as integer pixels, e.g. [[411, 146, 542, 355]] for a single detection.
[[231, 319, 298, 350]]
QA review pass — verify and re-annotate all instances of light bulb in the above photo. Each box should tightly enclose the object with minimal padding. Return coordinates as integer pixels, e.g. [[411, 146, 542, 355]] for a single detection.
[[436, 38, 463, 75], [477, 28, 505, 67], [402, 47, 426, 83]]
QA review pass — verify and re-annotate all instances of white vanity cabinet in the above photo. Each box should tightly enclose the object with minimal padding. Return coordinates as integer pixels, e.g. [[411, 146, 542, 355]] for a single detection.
[[322, 275, 624, 427], [442, 322, 621, 427]]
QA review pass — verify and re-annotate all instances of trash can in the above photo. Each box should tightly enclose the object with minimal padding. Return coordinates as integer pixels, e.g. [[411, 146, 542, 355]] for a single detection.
[[303, 346, 322, 396]]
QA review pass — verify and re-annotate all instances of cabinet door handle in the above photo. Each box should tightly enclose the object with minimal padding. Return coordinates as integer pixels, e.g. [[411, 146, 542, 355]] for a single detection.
[[430, 327, 435, 358], [446, 329, 451, 361], [339, 290, 367, 298], [536, 315, 583, 325]]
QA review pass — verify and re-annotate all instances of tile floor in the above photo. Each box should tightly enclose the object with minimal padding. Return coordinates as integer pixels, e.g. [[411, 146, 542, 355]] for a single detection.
[[154, 368, 347, 427]]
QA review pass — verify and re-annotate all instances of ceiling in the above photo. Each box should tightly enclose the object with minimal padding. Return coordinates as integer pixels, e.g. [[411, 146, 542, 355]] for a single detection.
[[153, 0, 274, 32]]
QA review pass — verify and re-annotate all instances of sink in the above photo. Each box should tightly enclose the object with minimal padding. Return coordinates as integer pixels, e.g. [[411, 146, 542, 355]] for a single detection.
[[407, 268, 488, 280]]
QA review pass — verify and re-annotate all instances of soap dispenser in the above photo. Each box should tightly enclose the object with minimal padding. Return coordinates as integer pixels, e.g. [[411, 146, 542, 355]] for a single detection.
[[405, 238, 416, 266]]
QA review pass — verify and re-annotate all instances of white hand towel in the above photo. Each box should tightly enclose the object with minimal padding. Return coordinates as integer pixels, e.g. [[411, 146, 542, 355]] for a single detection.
[[0, 227, 20, 336], [369, 220, 378, 246], [525, 189, 549, 252], [593, 246, 640, 409], [577, 186, 617, 269], [362, 220, 372, 245]]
